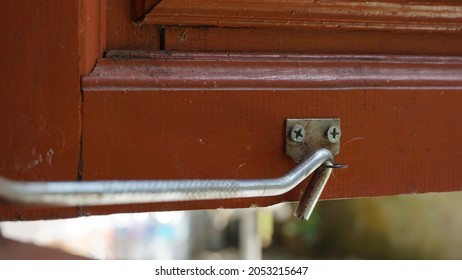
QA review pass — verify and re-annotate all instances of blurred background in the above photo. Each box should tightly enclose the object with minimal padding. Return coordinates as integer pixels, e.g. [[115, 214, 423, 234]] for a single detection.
[[1, 191, 462, 259]]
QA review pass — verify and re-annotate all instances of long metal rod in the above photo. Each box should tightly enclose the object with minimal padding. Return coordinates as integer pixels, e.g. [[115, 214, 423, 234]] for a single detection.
[[0, 149, 333, 206]]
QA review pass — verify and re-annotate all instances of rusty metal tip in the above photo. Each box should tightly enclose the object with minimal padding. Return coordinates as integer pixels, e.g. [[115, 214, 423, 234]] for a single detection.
[[293, 211, 307, 220]]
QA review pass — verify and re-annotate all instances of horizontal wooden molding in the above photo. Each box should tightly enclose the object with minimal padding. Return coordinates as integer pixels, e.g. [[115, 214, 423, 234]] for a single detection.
[[80, 50, 462, 213], [82, 50, 462, 91], [142, 0, 462, 32]]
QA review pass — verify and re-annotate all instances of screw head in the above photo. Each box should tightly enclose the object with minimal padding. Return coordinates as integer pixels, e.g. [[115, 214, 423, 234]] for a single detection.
[[327, 125, 341, 143], [290, 124, 305, 142]]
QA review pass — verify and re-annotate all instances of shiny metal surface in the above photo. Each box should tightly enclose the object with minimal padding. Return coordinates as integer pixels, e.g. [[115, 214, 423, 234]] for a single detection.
[[0, 149, 333, 206]]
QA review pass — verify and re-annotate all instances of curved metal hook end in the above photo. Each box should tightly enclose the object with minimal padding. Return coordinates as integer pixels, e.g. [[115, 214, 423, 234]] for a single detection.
[[294, 163, 333, 220]]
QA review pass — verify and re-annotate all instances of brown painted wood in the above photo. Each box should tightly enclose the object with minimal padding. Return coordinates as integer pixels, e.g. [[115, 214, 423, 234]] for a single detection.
[[0, 237, 89, 259], [0, 0, 106, 221], [145, 0, 462, 32], [166, 27, 462, 56], [132, 0, 146, 20], [80, 0, 107, 75], [0, 0, 83, 182], [106, 0, 160, 50], [2, 0, 462, 221], [77, 52, 462, 216], [132, 0, 162, 21], [85, 51, 462, 90]]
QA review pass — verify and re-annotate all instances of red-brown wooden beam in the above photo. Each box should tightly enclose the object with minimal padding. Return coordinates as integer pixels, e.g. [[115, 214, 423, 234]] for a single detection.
[[0, 0, 83, 182], [143, 0, 462, 32], [74, 51, 462, 216], [3, 0, 462, 220], [0, 0, 105, 221], [165, 27, 462, 56]]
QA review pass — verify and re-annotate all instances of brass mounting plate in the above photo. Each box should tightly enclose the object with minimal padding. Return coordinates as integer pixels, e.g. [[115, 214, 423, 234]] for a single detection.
[[286, 118, 340, 163]]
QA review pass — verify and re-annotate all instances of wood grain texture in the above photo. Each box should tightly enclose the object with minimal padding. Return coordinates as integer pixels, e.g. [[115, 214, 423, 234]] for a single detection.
[[166, 27, 462, 55], [0, 0, 82, 181], [132, 0, 162, 21], [80, 0, 106, 75], [106, 0, 159, 50], [78, 52, 462, 215], [145, 0, 462, 32], [0, 0, 106, 221]]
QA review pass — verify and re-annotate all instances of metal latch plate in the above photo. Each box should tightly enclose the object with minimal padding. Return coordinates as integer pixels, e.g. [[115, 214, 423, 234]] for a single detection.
[[286, 118, 340, 163]]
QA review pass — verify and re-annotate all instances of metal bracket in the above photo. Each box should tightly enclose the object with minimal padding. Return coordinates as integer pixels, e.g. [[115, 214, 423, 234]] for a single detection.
[[286, 118, 341, 163]]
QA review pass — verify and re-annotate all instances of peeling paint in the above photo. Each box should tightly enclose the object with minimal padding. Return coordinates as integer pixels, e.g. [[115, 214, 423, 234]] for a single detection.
[[23, 157, 42, 171], [21, 148, 55, 171], [46, 148, 55, 165]]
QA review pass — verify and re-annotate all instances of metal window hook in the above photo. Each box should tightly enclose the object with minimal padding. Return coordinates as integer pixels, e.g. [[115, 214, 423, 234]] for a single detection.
[[287, 118, 346, 220], [0, 119, 345, 221]]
